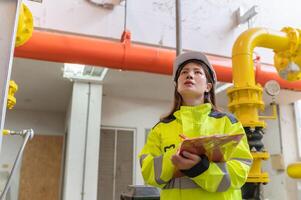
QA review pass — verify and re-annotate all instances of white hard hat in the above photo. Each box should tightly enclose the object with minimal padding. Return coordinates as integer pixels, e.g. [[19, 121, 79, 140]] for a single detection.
[[173, 51, 217, 83]]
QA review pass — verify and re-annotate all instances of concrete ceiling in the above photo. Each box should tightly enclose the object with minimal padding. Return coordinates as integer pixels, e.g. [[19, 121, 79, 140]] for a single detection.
[[9, 58, 301, 113]]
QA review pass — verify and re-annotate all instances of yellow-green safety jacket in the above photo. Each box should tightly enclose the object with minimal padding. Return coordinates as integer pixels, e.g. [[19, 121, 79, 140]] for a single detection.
[[139, 103, 253, 200]]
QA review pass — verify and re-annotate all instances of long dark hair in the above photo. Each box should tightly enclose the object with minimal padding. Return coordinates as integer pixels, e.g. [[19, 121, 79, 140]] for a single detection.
[[160, 60, 217, 121]]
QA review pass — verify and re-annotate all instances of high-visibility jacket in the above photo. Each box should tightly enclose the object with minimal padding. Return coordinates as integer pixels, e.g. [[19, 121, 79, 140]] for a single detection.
[[139, 103, 253, 200]]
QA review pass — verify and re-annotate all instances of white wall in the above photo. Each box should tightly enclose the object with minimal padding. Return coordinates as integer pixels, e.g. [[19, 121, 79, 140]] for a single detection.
[[263, 105, 287, 200], [102, 95, 171, 184], [262, 104, 300, 200], [279, 104, 299, 200], [0, 136, 23, 200], [5, 109, 65, 136], [24, 0, 301, 64], [0, 109, 65, 200]]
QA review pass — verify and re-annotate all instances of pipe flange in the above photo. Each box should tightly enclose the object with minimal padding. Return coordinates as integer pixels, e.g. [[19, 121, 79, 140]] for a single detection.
[[281, 27, 300, 54]]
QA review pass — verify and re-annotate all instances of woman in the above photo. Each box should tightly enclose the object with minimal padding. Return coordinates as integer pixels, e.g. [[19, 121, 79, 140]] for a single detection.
[[139, 51, 252, 199]]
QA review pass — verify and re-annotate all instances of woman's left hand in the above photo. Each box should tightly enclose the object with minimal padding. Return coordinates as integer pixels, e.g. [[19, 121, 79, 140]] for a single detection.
[[171, 151, 201, 170]]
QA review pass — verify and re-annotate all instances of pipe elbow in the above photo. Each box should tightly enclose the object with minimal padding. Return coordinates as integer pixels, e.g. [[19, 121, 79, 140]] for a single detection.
[[232, 28, 269, 57]]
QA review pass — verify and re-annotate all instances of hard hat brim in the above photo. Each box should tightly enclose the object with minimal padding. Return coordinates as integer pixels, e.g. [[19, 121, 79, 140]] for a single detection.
[[173, 51, 217, 83]]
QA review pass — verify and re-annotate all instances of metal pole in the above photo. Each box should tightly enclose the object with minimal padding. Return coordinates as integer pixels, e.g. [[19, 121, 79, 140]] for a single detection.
[[0, 0, 22, 148], [175, 0, 182, 55], [124, 0, 128, 31], [0, 130, 34, 200]]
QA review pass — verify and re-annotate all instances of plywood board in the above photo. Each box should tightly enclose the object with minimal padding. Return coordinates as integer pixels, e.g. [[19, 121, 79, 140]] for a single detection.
[[19, 135, 63, 200]]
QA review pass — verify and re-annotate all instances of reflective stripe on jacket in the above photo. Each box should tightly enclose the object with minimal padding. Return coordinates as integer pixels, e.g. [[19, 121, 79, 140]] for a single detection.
[[139, 103, 253, 200]]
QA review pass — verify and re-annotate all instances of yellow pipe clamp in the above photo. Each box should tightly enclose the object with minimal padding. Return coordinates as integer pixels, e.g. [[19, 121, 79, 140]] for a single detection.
[[15, 3, 34, 47], [7, 81, 18, 109]]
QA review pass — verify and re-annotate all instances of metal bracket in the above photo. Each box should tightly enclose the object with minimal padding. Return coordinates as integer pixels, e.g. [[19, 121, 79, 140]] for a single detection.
[[27, 0, 43, 3], [236, 5, 260, 27], [86, 0, 124, 9]]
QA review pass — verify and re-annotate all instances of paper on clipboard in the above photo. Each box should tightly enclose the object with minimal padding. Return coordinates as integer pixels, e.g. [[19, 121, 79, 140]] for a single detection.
[[179, 133, 244, 162]]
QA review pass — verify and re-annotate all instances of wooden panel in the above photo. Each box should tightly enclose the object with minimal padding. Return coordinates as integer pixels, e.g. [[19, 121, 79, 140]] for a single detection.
[[98, 129, 115, 200], [18, 135, 63, 200]]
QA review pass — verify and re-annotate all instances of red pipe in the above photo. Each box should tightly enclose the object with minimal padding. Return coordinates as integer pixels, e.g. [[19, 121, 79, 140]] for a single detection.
[[255, 61, 301, 91], [14, 30, 301, 90]]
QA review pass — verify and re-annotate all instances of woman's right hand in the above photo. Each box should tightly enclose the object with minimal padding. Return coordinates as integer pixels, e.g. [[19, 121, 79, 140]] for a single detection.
[[171, 151, 201, 170]]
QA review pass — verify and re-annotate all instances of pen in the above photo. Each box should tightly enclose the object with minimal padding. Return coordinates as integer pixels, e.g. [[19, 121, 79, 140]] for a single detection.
[[179, 134, 187, 141]]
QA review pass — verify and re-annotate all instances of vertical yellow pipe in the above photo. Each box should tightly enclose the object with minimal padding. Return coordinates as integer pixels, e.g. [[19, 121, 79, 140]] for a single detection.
[[229, 27, 296, 184], [229, 28, 290, 127]]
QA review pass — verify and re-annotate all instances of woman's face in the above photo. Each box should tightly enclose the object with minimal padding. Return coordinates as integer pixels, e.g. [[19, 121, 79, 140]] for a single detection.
[[177, 62, 212, 98]]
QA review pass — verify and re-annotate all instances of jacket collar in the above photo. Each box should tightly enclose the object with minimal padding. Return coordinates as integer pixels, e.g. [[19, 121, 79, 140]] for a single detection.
[[173, 103, 212, 120]]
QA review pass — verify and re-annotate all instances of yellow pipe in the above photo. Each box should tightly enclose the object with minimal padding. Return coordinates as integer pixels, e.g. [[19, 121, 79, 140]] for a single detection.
[[227, 85, 264, 127], [229, 27, 301, 184], [287, 162, 301, 179], [232, 28, 290, 87], [229, 28, 292, 127], [247, 152, 270, 183]]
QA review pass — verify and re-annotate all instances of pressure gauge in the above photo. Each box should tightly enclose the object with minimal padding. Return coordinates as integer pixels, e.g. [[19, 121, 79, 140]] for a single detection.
[[264, 80, 280, 97]]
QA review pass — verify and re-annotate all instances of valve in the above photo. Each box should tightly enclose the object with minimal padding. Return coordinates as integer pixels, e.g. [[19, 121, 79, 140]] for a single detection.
[[274, 27, 301, 81], [2, 129, 34, 139]]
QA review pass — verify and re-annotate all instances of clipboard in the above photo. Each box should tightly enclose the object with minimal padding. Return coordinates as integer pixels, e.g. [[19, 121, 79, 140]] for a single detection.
[[179, 133, 244, 162]]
